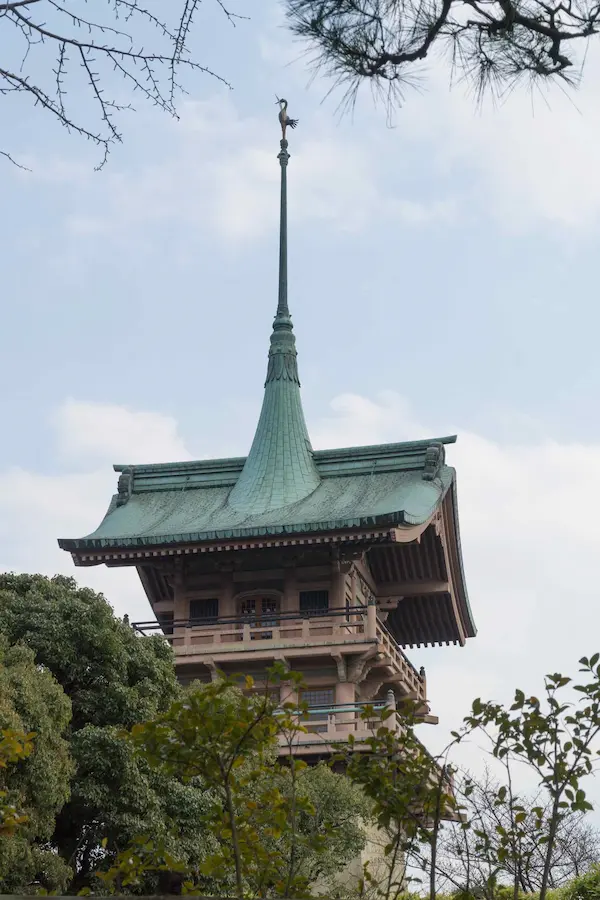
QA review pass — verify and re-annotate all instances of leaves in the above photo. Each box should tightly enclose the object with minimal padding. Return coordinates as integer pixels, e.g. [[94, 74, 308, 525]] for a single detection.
[[0, 635, 73, 892], [0, 574, 183, 894], [106, 669, 368, 897]]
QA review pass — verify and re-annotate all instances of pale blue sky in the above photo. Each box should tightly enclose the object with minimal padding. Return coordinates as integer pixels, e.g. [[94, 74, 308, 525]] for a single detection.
[[1, 0, 600, 779]]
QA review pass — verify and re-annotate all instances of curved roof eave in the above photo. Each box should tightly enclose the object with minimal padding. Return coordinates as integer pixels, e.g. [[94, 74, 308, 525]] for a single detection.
[[58, 479, 454, 553], [446, 478, 477, 639]]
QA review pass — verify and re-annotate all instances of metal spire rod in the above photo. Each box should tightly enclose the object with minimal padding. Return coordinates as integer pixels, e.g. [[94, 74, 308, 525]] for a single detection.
[[275, 97, 298, 322], [277, 137, 289, 320]]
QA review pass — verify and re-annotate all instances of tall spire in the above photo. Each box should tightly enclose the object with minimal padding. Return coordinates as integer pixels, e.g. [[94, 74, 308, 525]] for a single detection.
[[228, 102, 320, 515]]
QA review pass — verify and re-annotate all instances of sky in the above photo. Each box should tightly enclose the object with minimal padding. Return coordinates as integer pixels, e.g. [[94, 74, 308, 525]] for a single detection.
[[1, 0, 600, 790]]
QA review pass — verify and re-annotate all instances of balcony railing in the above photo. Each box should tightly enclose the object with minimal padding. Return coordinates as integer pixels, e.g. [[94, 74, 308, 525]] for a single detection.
[[277, 698, 403, 753], [295, 699, 390, 735], [132, 606, 424, 699]]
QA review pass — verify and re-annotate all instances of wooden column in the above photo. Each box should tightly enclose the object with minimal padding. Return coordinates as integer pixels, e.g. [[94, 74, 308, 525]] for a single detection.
[[335, 682, 356, 734], [330, 558, 351, 609], [220, 569, 235, 618], [173, 559, 186, 621], [282, 565, 297, 614]]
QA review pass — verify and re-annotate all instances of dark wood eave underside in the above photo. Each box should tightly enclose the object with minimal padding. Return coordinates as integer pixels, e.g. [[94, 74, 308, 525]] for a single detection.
[[68, 503, 475, 648]]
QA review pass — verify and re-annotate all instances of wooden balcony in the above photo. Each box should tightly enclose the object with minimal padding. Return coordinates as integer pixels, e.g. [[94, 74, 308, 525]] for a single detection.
[[132, 606, 426, 702], [280, 698, 395, 756]]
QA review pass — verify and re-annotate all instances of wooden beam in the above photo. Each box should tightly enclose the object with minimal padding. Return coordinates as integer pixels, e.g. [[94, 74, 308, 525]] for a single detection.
[[377, 580, 449, 598]]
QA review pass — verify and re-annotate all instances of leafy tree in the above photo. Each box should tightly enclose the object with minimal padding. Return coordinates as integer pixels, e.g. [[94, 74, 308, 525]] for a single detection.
[[268, 762, 370, 886], [0, 636, 73, 893], [285, 0, 600, 107], [0, 574, 178, 732], [105, 670, 369, 898], [341, 699, 458, 900], [463, 657, 600, 900], [0, 573, 190, 892], [0, 729, 35, 837], [325, 657, 600, 900], [1, 0, 239, 168]]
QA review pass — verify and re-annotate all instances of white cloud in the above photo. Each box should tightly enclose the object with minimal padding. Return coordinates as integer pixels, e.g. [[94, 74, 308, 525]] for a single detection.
[[357, 45, 600, 231], [0, 400, 194, 620], [312, 391, 429, 448], [55, 398, 191, 465]]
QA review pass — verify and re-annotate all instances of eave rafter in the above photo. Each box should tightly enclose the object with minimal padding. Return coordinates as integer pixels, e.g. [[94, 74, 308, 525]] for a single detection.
[[69, 526, 401, 568]]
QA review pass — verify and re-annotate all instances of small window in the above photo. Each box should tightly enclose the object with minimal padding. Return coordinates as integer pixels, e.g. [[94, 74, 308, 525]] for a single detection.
[[301, 688, 335, 709], [299, 590, 329, 615], [189, 598, 219, 624], [238, 595, 280, 639]]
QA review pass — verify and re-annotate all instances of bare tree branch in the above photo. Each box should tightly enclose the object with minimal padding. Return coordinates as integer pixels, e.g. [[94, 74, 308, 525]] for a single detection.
[[437, 769, 600, 896], [0, 0, 242, 168]]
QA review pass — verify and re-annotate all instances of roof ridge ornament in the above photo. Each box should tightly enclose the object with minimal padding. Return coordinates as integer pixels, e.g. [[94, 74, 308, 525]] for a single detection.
[[116, 467, 133, 507], [422, 442, 445, 481], [227, 100, 321, 515]]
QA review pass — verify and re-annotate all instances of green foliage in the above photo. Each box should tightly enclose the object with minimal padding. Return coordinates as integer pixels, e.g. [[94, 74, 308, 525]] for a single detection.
[[271, 762, 370, 883], [0, 573, 178, 730], [0, 635, 73, 893], [105, 670, 369, 898], [561, 865, 600, 900], [462, 659, 600, 900], [0, 573, 187, 893], [341, 700, 457, 900], [2, 573, 600, 900], [0, 728, 35, 836]]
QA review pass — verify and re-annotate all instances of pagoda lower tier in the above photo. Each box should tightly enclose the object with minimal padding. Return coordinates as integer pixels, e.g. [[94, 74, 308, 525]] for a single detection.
[[127, 522, 469, 757]]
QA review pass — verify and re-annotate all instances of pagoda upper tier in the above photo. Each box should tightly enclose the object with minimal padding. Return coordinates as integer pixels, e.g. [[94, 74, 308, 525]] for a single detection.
[[58, 110, 475, 652], [58, 436, 475, 648]]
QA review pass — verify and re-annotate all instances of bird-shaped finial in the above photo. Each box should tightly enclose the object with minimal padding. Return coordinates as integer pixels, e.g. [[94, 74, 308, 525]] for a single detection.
[[276, 97, 298, 140]]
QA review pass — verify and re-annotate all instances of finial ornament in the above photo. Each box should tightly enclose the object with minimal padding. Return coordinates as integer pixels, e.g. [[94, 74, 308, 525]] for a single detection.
[[276, 97, 298, 140]]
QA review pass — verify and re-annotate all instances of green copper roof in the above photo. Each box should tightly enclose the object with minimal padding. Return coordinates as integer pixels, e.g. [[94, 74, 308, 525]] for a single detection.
[[58, 437, 457, 550], [228, 136, 320, 514]]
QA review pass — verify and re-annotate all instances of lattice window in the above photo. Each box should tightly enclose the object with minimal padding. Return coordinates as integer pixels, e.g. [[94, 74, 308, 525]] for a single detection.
[[238, 595, 280, 639], [301, 688, 335, 708], [240, 597, 256, 618], [299, 590, 329, 615], [300, 688, 335, 732], [189, 598, 219, 624]]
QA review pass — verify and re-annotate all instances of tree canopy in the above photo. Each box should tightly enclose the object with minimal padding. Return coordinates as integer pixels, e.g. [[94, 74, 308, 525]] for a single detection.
[[0, 575, 369, 894], [0, 573, 189, 892], [2, 574, 600, 898], [0, 573, 178, 731], [0, 636, 72, 893]]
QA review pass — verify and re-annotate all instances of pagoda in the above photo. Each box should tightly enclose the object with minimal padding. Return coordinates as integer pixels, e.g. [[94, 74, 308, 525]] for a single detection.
[[59, 106, 476, 759]]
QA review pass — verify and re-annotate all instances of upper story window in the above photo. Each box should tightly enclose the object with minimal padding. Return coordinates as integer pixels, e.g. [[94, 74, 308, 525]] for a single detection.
[[299, 590, 329, 615], [189, 597, 219, 624], [238, 594, 281, 640], [301, 687, 335, 708], [239, 595, 280, 623]]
